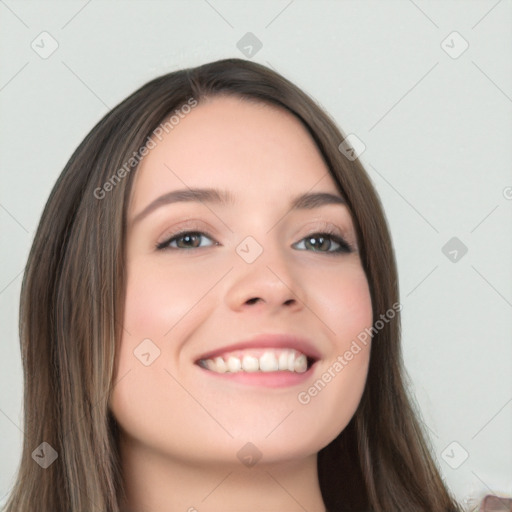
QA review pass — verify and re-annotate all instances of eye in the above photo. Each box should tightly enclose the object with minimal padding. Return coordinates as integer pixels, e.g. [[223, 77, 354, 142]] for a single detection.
[[156, 231, 217, 250], [155, 228, 354, 254], [293, 231, 353, 254]]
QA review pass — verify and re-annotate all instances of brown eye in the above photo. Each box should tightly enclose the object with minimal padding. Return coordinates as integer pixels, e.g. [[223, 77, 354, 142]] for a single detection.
[[294, 232, 353, 254], [156, 231, 217, 250]]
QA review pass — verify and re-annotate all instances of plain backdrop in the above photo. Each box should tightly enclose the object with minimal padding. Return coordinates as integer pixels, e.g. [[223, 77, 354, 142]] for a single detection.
[[1, 0, 511, 509]]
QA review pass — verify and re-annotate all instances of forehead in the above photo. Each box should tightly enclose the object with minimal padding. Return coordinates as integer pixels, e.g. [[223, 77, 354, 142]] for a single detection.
[[128, 95, 341, 215]]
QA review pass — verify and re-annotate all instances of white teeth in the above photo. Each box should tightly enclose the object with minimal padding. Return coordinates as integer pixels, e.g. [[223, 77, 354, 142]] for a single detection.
[[278, 351, 289, 370], [199, 348, 311, 374], [294, 354, 307, 373], [227, 356, 241, 372], [241, 355, 259, 372], [204, 359, 217, 371], [287, 350, 295, 369], [214, 357, 227, 373], [259, 351, 279, 372]]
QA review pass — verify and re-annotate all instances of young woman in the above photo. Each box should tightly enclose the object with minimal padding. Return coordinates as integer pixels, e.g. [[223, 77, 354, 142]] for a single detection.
[[3, 58, 464, 511]]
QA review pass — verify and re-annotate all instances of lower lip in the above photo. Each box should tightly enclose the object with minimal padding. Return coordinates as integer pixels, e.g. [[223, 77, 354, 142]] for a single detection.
[[196, 363, 317, 388]]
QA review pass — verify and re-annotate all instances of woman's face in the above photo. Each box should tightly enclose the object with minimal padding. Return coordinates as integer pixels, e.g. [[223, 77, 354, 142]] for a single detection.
[[109, 95, 373, 467]]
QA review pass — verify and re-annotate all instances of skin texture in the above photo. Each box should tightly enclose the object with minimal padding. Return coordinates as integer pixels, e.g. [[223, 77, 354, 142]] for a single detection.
[[109, 95, 374, 512]]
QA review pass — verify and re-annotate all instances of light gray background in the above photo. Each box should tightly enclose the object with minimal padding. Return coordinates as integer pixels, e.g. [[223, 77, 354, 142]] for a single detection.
[[1, 1, 511, 509]]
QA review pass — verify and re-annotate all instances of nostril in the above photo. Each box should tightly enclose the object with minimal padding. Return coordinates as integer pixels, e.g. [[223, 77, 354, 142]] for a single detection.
[[246, 297, 261, 305]]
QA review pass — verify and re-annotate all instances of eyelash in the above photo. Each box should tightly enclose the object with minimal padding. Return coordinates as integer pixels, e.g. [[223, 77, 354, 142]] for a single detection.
[[155, 227, 354, 255]]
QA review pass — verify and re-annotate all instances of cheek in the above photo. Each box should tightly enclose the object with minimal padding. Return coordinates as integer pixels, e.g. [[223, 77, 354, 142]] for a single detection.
[[294, 261, 373, 441], [109, 258, 215, 461], [314, 260, 373, 340], [121, 257, 211, 337]]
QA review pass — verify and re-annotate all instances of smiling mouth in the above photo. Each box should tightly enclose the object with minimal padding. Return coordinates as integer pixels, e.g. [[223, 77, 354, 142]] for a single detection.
[[196, 348, 316, 374]]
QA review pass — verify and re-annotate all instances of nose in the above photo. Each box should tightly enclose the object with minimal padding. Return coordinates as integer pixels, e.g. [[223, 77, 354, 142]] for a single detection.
[[224, 243, 307, 314]]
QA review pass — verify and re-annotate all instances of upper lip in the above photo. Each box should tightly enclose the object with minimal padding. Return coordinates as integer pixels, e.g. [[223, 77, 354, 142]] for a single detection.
[[194, 333, 322, 363]]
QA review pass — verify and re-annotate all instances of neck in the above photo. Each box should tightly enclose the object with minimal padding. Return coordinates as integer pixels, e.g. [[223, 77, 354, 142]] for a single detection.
[[117, 435, 327, 512]]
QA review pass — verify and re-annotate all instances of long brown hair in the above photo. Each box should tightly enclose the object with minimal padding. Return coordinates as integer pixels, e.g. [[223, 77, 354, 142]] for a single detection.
[[2, 58, 464, 512]]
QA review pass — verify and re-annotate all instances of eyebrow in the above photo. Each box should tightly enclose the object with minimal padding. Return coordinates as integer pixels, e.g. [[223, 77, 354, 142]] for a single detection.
[[131, 187, 346, 225]]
